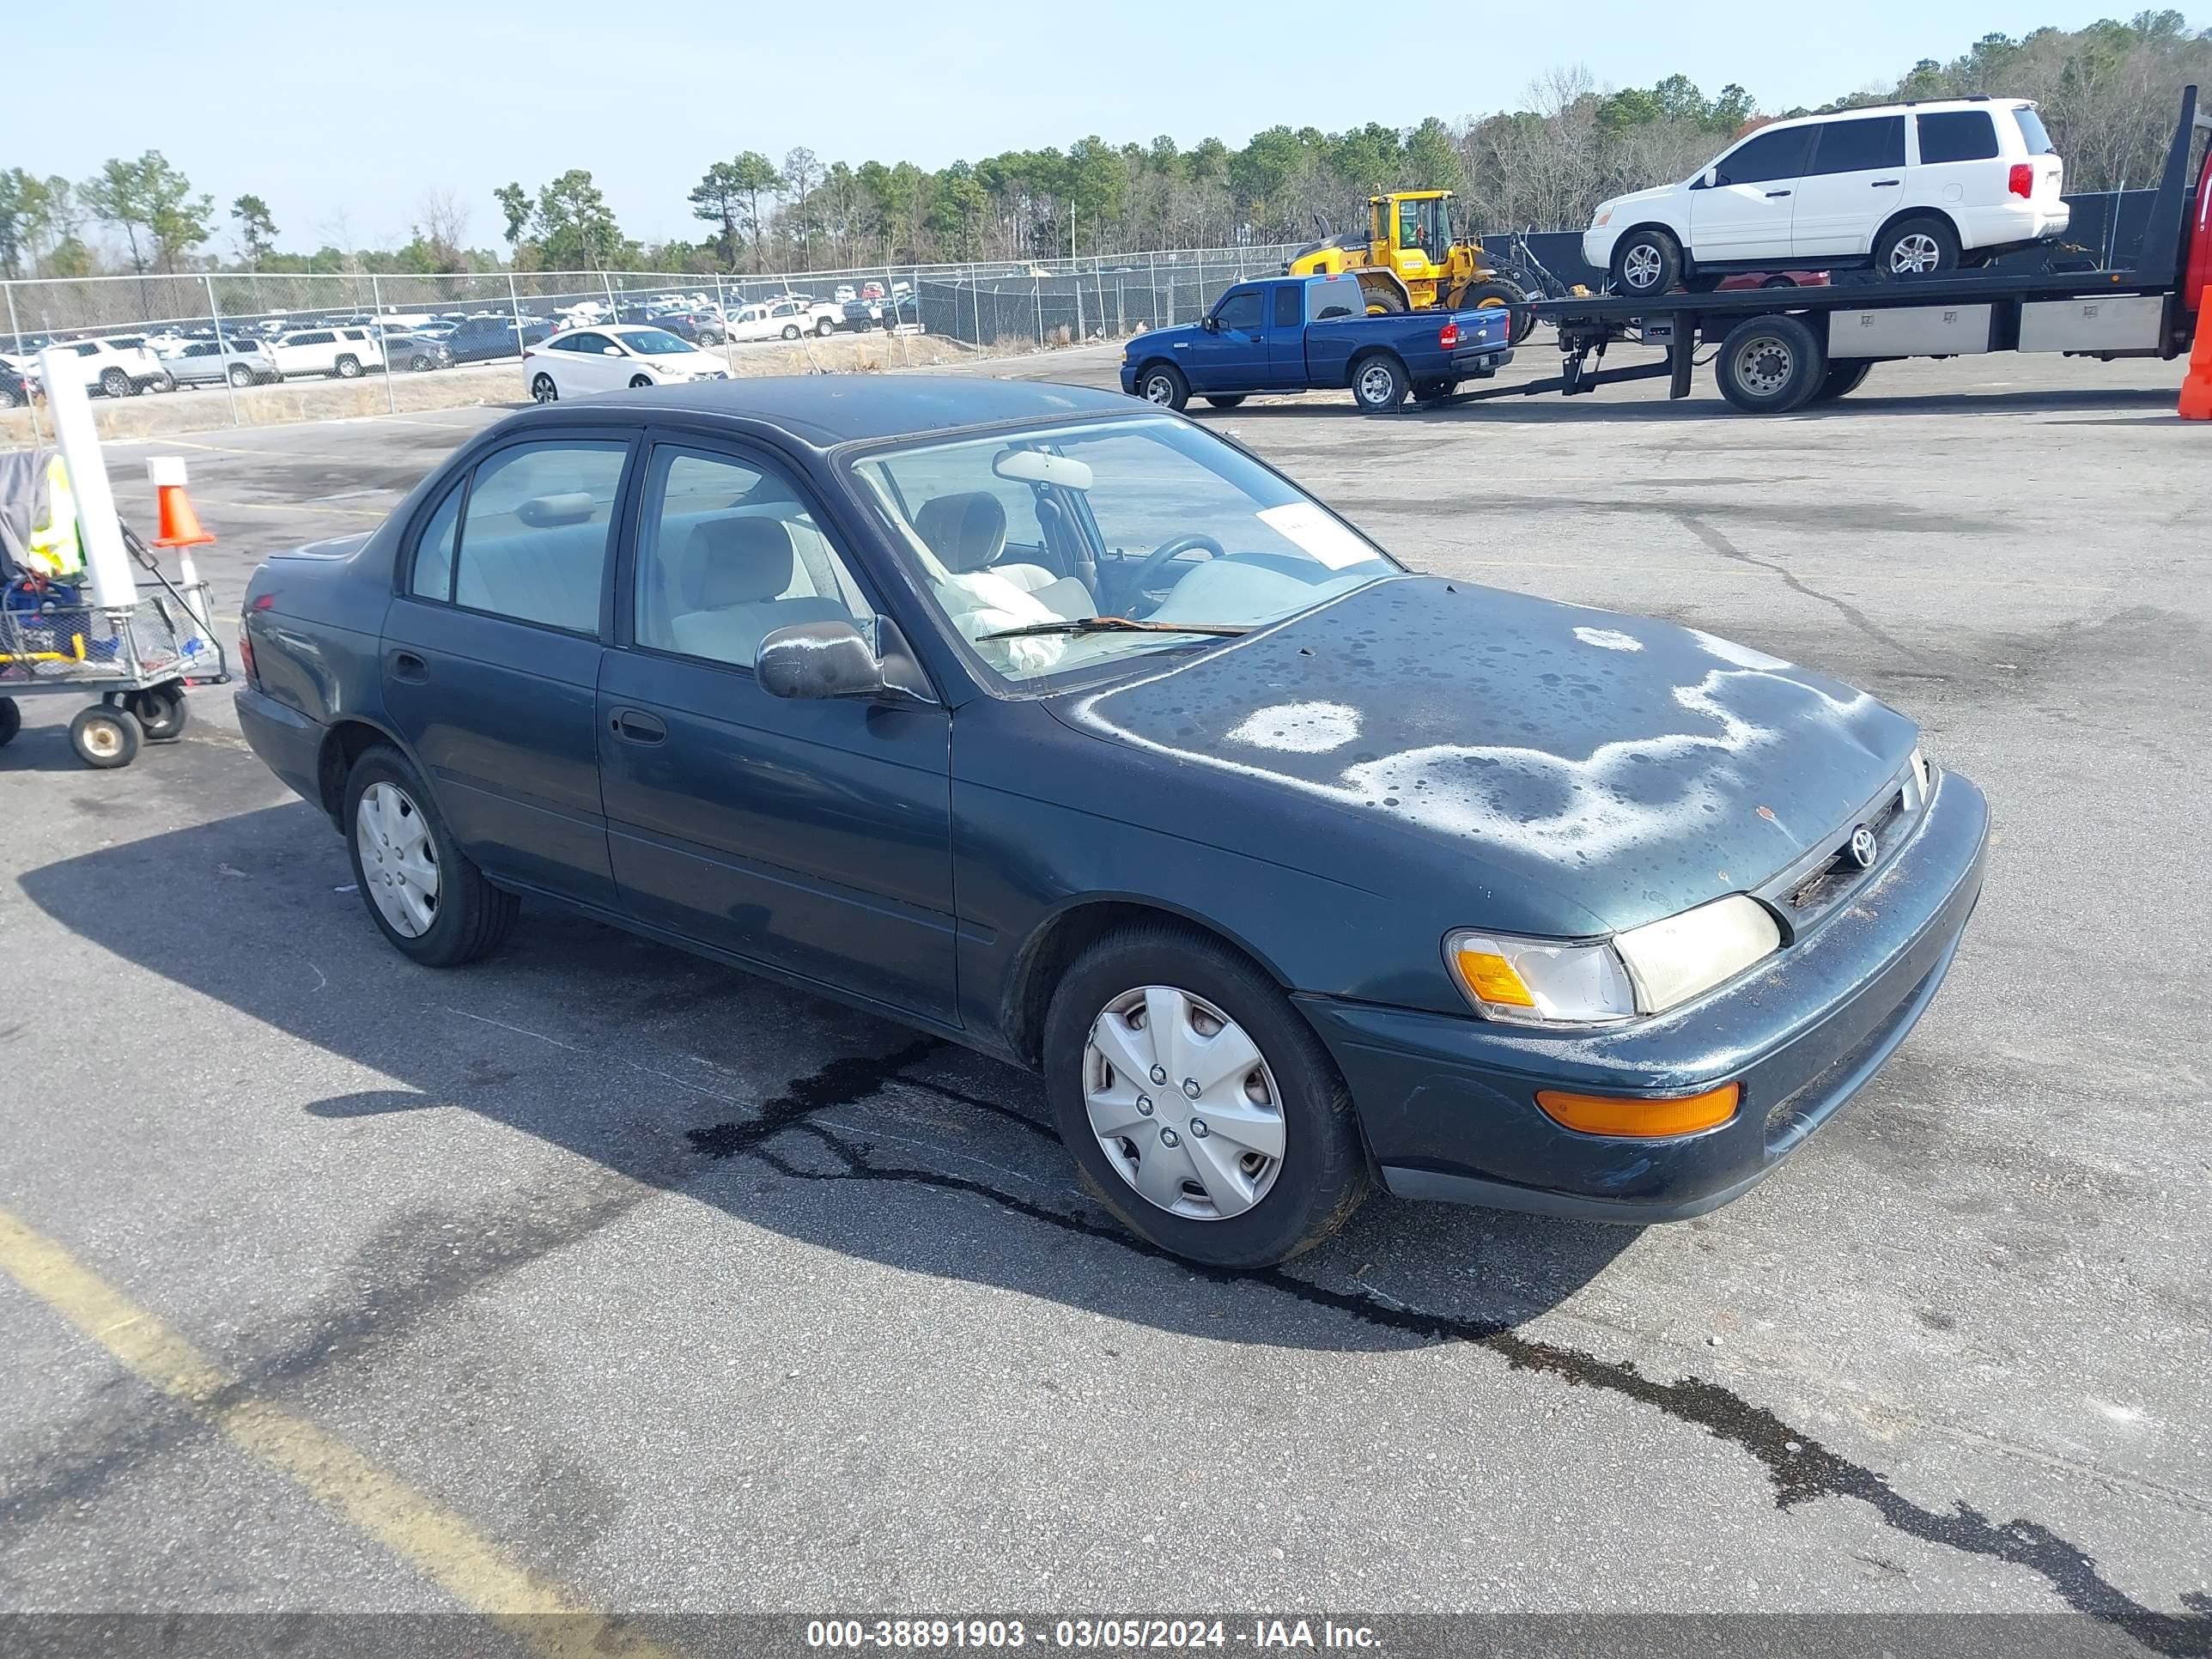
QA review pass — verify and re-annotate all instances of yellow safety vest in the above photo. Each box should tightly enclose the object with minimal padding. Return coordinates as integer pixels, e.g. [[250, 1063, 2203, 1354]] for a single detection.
[[26, 456, 84, 580]]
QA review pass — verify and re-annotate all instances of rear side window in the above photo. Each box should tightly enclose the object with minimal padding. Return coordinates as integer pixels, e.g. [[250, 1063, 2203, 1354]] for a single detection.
[[410, 482, 464, 600], [1272, 286, 1302, 327], [450, 441, 629, 634], [1312, 277, 1364, 319], [1713, 125, 1814, 184], [2014, 106, 2056, 155], [1917, 111, 1999, 164], [1807, 114, 1905, 174]]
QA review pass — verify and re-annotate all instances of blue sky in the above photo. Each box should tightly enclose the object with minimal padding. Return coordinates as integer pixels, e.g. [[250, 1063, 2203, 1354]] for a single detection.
[[11, 0, 2173, 252]]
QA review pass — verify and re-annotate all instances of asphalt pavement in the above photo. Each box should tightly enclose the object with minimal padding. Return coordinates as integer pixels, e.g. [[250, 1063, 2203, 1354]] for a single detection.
[[1, 343, 2207, 1655]]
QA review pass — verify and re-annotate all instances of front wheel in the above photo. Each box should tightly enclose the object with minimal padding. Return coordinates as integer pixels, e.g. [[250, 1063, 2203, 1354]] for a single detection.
[[1042, 927, 1370, 1267], [531, 373, 558, 403], [70, 703, 142, 769], [228, 363, 253, 387], [343, 746, 518, 967], [628, 374, 653, 389], [98, 368, 131, 398], [1203, 394, 1246, 409], [1714, 313, 1826, 414], [781, 323, 801, 340], [151, 371, 176, 394], [815, 316, 834, 336], [1875, 216, 1960, 278], [334, 355, 362, 378], [1350, 351, 1408, 414], [1136, 362, 1188, 410], [1609, 228, 1683, 296]]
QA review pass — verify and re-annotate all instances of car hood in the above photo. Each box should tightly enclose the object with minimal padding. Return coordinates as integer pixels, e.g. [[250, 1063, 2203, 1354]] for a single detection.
[[1126, 323, 1206, 358], [1594, 183, 1682, 225], [1048, 576, 1917, 935]]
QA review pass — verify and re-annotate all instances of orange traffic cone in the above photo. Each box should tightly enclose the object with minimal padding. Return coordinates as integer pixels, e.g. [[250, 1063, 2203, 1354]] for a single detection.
[[147, 456, 215, 548], [2179, 289, 2212, 420]]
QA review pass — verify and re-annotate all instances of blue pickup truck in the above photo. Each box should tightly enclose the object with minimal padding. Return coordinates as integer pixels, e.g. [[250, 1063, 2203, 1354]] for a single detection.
[[1119, 273, 1513, 415]]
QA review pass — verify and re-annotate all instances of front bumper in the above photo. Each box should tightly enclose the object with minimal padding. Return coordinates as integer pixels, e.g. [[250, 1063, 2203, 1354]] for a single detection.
[[1297, 769, 1989, 1222]]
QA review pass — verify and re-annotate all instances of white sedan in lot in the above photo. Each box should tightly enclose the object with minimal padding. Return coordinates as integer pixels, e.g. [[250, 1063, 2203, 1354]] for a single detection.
[[522, 325, 730, 402]]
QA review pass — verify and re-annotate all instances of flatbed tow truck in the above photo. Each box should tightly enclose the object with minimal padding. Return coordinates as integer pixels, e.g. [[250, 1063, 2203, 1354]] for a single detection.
[[1473, 87, 2212, 415]]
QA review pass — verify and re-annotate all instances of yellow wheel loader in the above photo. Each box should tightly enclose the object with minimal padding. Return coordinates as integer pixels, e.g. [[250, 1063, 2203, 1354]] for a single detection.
[[1285, 190, 1538, 343]]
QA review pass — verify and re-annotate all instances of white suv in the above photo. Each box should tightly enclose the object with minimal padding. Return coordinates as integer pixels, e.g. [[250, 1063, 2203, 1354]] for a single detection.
[[267, 326, 386, 379], [1585, 99, 2069, 295]]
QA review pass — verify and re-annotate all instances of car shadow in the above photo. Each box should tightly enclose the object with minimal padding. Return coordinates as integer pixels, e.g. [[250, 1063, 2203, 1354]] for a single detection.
[[19, 793, 1638, 1353], [1210, 384, 2180, 424]]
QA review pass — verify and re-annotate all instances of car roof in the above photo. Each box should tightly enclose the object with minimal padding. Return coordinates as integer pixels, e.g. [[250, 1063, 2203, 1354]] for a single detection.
[[564, 374, 1139, 448], [1755, 95, 2033, 134]]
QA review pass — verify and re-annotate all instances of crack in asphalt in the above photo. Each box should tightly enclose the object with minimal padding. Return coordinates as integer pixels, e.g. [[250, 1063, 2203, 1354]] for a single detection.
[[691, 1048, 2211, 1657], [1674, 512, 1944, 672]]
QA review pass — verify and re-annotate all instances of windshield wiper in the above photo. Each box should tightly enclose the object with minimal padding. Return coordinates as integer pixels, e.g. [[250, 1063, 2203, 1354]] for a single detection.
[[976, 615, 1249, 641]]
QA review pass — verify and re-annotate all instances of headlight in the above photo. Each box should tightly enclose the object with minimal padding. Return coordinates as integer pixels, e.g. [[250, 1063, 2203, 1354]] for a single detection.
[[1592, 207, 1613, 228], [1446, 894, 1782, 1027]]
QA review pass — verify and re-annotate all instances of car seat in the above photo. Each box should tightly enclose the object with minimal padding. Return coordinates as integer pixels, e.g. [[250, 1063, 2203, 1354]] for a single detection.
[[667, 517, 848, 667], [912, 491, 1090, 623]]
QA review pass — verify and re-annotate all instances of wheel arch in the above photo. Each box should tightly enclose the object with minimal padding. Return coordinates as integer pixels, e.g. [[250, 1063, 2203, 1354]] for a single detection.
[[315, 715, 418, 829], [1002, 896, 1296, 1068], [1343, 344, 1408, 386], [1869, 204, 1962, 257], [1612, 220, 1686, 258], [1132, 356, 1182, 385]]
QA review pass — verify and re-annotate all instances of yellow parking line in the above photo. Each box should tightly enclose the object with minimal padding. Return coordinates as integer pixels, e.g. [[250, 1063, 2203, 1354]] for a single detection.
[[0, 1207, 676, 1659]]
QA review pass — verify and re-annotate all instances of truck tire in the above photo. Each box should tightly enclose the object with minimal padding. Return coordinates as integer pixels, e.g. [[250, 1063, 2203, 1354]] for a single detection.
[[1875, 216, 1960, 278], [1609, 228, 1682, 297], [1457, 279, 1535, 344], [1811, 360, 1874, 401], [1714, 313, 1826, 414], [1350, 352, 1408, 414], [1136, 362, 1189, 410], [1204, 394, 1246, 409]]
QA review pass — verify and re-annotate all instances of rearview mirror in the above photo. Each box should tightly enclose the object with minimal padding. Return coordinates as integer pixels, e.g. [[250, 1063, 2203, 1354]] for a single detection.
[[757, 621, 886, 700], [994, 448, 1093, 490]]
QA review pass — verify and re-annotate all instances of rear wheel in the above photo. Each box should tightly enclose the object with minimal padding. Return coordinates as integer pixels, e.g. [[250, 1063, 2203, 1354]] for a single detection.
[[0, 696, 19, 747], [1350, 351, 1408, 414], [1203, 394, 1246, 409], [1811, 360, 1874, 402], [126, 684, 187, 741], [343, 746, 518, 967], [1714, 313, 1825, 414], [98, 368, 131, 398], [1609, 228, 1682, 297], [815, 316, 835, 336], [334, 355, 362, 378], [1042, 927, 1370, 1267], [228, 363, 253, 387], [150, 371, 176, 394], [781, 323, 801, 340], [1137, 362, 1188, 410], [70, 703, 142, 769], [531, 373, 558, 404], [1875, 216, 1960, 278]]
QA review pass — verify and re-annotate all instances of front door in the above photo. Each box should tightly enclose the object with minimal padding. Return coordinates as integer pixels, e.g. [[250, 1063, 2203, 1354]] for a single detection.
[[558, 331, 625, 393], [1689, 124, 1814, 259], [597, 440, 958, 1021], [380, 433, 633, 908], [1193, 286, 1268, 392], [1791, 113, 1907, 258]]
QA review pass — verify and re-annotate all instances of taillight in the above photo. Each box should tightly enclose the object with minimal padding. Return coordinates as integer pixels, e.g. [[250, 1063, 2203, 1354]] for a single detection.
[[2008, 163, 2033, 198], [1438, 321, 1460, 349], [236, 618, 256, 683]]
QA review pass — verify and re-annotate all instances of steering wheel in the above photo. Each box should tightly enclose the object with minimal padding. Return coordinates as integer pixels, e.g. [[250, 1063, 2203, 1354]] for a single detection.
[[1118, 534, 1226, 611]]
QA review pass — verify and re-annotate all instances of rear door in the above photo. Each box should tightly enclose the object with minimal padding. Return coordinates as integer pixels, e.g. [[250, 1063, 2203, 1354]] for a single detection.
[[1193, 286, 1268, 392], [1688, 125, 1814, 259], [1263, 283, 1309, 386], [1911, 109, 2004, 234], [380, 432, 635, 908], [1791, 113, 1907, 258], [598, 437, 957, 1018]]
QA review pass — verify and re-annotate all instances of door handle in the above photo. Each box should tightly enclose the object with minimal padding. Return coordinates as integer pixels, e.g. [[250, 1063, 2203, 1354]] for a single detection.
[[391, 650, 428, 683], [1765, 190, 1792, 198], [1870, 179, 1901, 187], [611, 708, 666, 744]]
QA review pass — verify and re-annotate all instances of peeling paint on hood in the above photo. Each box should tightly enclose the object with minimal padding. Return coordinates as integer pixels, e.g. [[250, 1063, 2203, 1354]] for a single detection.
[[1052, 576, 1917, 934]]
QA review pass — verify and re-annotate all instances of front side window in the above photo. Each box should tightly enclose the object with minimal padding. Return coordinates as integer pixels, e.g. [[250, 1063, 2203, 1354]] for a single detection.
[[1711, 125, 1813, 184], [1807, 114, 1905, 174], [1917, 110, 1999, 164], [850, 416, 1400, 684], [1212, 289, 1264, 331], [633, 448, 873, 669], [444, 441, 629, 634]]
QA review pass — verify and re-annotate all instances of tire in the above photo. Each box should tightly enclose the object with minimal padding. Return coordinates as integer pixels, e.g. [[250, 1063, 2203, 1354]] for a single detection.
[[1609, 227, 1683, 297], [228, 364, 253, 387], [1042, 926, 1370, 1268], [1457, 278, 1535, 344], [1136, 362, 1188, 410], [814, 316, 834, 337], [1760, 275, 1799, 289], [151, 371, 176, 394], [342, 745, 518, 967], [334, 355, 362, 378], [781, 323, 801, 340], [629, 374, 653, 389], [1811, 360, 1874, 402], [409, 353, 434, 372], [0, 385, 18, 410], [0, 696, 18, 747], [1349, 351, 1408, 414], [126, 684, 187, 741], [1362, 282, 1408, 315], [530, 373, 558, 404], [1874, 215, 1960, 278], [97, 368, 131, 398], [1203, 394, 1246, 409], [70, 703, 142, 769], [1714, 313, 1826, 415]]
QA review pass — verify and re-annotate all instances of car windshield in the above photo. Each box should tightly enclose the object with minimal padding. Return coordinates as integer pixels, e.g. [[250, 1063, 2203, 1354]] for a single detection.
[[849, 416, 1401, 684], [619, 328, 690, 356]]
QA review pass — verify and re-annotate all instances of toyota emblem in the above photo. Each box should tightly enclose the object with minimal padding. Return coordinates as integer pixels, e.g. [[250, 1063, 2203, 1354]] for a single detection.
[[1847, 827, 1879, 870]]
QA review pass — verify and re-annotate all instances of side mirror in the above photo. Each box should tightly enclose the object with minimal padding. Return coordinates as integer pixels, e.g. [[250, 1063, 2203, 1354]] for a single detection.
[[602, 345, 623, 356], [1702, 167, 1722, 188], [1200, 315, 1220, 332], [757, 620, 886, 700]]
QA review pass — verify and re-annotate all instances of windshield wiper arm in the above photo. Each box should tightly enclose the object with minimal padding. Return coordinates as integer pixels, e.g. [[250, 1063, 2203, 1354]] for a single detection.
[[976, 615, 1249, 641]]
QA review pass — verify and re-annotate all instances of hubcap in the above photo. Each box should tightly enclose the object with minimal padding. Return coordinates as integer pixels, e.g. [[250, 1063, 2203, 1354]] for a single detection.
[[1358, 363, 1395, 404], [85, 722, 121, 758], [1144, 374, 1175, 404], [356, 781, 440, 939], [1734, 336, 1795, 397], [1083, 986, 1285, 1222], [533, 376, 555, 402], [1891, 234, 1940, 273], [1622, 243, 1663, 289]]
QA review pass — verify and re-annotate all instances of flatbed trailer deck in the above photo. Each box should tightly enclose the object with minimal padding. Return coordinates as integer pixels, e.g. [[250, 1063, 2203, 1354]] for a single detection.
[[1474, 87, 2212, 415]]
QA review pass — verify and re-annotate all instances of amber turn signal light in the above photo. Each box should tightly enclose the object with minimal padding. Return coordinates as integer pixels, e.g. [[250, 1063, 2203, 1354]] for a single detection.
[[1534, 1081, 1741, 1138]]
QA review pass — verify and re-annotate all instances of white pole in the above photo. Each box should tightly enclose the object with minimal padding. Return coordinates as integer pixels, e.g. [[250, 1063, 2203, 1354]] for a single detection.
[[38, 347, 135, 611], [5, 280, 41, 445], [507, 274, 528, 392], [372, 274, 398, 415], [714, 272, 736, 370], [204, 274, 240, 428]]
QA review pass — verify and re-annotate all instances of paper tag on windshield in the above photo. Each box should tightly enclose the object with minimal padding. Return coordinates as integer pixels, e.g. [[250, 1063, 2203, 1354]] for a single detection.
[[1256, 502, 1375, 570]]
